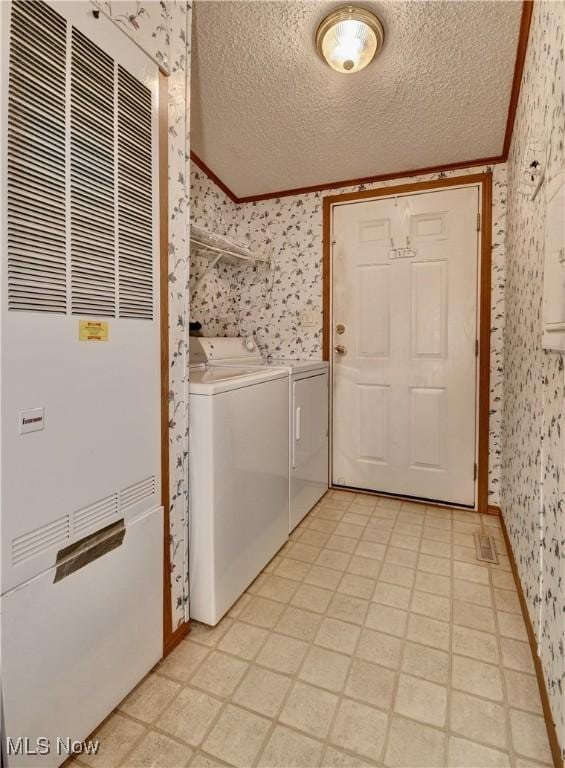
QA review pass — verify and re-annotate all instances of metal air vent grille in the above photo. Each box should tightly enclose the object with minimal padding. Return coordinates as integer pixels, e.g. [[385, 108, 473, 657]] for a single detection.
[[7, 0, 67, 313], [73, 492, 119, 537], [70, 27, 116, 317], [120, 475, 156, 511], [12, 514, 70, 565], [117, 65, 153, 320]]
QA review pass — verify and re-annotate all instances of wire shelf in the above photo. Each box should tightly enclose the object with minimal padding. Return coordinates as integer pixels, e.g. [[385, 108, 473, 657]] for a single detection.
[[190, 224, 269, 267]]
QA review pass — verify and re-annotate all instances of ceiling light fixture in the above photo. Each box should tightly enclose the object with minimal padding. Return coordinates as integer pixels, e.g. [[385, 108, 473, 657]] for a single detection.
[[316, 6, 384, 74]]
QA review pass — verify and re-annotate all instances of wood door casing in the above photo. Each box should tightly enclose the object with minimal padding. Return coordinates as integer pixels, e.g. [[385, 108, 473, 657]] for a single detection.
[[160, 72, 190, 656], [331, 186, 479, 506], [323, 173, 493, 513]]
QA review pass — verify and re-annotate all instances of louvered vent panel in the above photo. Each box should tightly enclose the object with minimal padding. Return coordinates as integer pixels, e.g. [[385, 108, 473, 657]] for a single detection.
[[7, 0, 67, 313], [12, 514, 70, 566], [120, 475, 156, 511], [73, 492, 119, 537], [70, 28, 116, 317], [118, 65, 153, 319]]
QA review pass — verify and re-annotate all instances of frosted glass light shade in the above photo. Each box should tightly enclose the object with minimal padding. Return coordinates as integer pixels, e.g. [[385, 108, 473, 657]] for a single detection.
[[316, 7, 384, 74]]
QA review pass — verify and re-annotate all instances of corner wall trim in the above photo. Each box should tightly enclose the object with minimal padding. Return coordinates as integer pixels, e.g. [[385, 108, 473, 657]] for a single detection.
[[190, 150, 239, 204], [163, 620, 191, 657], [503, 0, 535, 158], [500, 514, 562, 767], [159, 71, 175, 657]]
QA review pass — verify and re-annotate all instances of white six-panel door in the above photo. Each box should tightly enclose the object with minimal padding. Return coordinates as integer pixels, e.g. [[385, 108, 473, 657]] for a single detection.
[[332, 186, 480, 506]]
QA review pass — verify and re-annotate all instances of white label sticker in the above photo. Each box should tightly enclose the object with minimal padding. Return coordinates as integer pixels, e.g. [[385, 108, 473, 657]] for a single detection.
[[19, 407, 45, 434]]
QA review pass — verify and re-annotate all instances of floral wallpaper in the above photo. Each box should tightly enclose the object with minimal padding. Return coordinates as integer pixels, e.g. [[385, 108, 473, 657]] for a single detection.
[[190, 164, 507, 506], [189, 168, 242, 336], [100, 0, 191, 629], [501, 0, 565, 756]]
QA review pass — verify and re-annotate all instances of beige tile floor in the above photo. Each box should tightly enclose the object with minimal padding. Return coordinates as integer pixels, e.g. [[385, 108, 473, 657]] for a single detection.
[[74, 491, 554, 768]]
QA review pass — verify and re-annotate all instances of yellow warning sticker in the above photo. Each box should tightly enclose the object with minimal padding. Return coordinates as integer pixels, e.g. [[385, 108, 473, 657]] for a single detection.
[[79, 320, 109, 342]]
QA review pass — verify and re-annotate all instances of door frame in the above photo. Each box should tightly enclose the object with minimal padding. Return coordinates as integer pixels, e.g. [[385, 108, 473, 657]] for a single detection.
[[322, 172, 493, 514]]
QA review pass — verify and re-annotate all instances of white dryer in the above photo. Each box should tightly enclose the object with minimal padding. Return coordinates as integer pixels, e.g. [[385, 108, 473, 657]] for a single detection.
[[191, 338, 329, 532], [189, 365, 289, 625]]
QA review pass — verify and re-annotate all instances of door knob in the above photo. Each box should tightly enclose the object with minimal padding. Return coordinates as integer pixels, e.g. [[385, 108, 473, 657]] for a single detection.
[[334, 345, 345, 354]]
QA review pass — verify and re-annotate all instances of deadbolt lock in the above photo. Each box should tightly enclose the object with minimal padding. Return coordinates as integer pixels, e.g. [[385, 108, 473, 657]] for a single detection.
[[334, 345, 346, 354], [336, 324, 345, 334]]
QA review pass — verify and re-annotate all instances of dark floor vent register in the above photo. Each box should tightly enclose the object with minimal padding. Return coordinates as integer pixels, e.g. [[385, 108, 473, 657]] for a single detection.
[[474, 532, 499, 564]]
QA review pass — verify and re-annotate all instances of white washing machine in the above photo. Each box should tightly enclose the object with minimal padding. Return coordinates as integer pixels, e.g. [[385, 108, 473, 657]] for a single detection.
[[189, 365, 290, 625], [191, 338, 329, 531]]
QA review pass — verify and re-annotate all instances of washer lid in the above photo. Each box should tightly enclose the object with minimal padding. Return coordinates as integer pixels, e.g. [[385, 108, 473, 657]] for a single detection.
[[216, 358, 328, 375], [269, 359, 329, 375], [190, 336, 259, 363], [190, 338, 328, 376], [189, 365, 287, 395]]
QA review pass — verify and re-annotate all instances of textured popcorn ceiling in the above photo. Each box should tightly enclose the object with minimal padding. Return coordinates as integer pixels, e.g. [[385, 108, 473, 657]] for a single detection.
[[191, 0, 522, 197]]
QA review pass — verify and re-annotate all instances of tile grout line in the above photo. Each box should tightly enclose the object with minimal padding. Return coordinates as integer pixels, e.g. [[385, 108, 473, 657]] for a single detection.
[[186, 516, 539, 718], [318, 530, 376, 767], [444, 513, 456, 767], [253, 494, 374, 767], [86, 491, 550, 768], [187, 495, 358, 767], [272, 494, 381, 765], [322, 625, 372, 765], [489, 537, 519, 765], [381, 506, 429, 764]]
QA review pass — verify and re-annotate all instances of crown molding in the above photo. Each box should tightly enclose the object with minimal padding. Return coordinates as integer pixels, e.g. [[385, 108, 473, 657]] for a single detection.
[[190, 150, 240, 203]]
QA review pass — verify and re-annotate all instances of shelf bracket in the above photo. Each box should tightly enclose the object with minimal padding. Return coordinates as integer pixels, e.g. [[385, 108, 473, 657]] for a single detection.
[[193, 254, 222, 292]]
